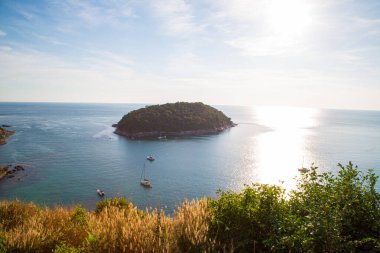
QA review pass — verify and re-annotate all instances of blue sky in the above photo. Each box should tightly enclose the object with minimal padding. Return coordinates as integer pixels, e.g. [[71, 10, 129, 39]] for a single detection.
[[0, 0, 379, 109]]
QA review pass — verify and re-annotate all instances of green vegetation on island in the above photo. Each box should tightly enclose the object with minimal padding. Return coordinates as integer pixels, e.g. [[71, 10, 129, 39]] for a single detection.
[[0, 162, 379, 252], [0, 127, 14, 145], [114, 102, 236, 138]]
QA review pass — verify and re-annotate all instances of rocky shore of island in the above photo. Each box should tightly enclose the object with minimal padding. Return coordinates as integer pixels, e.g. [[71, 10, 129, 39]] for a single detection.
[[114, 124, 236, 139]]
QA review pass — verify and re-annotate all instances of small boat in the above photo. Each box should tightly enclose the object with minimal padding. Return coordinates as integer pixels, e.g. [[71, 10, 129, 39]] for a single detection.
[[298, 167, 309, 173], [298, 157, 309, 173], [146, 155, 155, 161], [140, 163, 152, 188], [97, 189, 105, 197], [140, 179, 152, 188]]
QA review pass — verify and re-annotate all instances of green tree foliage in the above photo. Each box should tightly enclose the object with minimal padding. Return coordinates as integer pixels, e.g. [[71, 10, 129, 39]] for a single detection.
[[71, 206, 88, 227], [209, 184, 289, 252], [288, 162, 380, 252], [95, 197, 131, 214], [209, 162, 380, 252], [116, 102, 234, 134]]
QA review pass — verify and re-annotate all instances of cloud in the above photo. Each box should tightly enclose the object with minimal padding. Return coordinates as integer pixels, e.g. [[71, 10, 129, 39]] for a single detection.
[[0, 30, 6, 37], [0, 47, 135, 98], [61, 0, 135, 26], [0, 46, 12, 51], [225, 36, 307, 56], [150, 0, 203, 36]]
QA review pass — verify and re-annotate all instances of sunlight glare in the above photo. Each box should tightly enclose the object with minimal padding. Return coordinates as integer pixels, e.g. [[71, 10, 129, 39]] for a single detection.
[[266, 0, 313, 37], [254, 107, 320, 190]]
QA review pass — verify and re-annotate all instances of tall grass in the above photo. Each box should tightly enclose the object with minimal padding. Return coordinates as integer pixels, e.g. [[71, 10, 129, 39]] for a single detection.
[[0, 198, 213, 253]]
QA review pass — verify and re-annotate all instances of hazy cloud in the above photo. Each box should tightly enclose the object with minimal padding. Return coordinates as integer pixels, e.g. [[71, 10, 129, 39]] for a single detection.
[[151, 0, 203, 36]]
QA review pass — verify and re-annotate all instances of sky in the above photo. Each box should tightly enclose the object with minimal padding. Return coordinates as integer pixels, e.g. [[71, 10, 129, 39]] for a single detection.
[[0, 0, 379, 109]]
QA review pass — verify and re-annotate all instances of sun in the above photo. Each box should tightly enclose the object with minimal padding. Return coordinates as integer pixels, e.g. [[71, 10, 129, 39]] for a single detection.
[[266, 0, 313, 37]]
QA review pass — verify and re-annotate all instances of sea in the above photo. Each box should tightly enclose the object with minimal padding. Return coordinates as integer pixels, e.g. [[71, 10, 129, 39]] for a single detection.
[[0, 103, 379, 213]]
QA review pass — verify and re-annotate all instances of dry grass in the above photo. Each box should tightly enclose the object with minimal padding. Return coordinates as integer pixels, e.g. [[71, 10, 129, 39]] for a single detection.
[[0, 198, 215, 253]]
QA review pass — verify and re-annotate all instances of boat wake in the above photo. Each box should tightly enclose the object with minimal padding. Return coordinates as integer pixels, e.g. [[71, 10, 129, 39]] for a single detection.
[[93, 127, 117, 140]]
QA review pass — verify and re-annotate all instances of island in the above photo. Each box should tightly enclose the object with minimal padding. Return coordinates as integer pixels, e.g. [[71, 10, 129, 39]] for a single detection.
[[0, 126, 15, 145], [114, 102, 236, 139]]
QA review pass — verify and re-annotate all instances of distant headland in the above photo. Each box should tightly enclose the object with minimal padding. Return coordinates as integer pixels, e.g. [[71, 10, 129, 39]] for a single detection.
[[0, 126, 15, 145], [113, 102, 236, 139]]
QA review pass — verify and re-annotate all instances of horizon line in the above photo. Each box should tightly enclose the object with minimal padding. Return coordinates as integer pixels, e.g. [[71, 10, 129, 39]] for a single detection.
[[0, 100, 379, 112]]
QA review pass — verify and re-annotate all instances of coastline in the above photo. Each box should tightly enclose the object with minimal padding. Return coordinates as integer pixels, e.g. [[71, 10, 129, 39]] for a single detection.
[[114, 123, 237, 139], [0, 167, 7, 180], [0, 126, 15, 145]]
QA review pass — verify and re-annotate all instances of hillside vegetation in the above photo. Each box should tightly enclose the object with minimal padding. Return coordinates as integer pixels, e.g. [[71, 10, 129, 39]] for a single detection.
[[0, 162, 379, 252], [115, 102, 235, 138]]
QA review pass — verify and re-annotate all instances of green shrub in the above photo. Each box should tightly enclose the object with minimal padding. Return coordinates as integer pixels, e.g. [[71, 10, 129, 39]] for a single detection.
[[71, 206, 88, 227], [0, 236, 5, 253], [288, 162, 380, 252], [209, 162, 380, 252], [95, 197, 131, 213], [209, 184, 288, 252], [54, 242, 82, 253]]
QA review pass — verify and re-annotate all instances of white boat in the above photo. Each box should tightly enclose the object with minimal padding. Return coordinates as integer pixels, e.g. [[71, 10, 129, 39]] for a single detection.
[[140, 179, 152, 187], [140, 163, 152, 188], [97, 189, 105, 197], [146, 155, 155, 161]]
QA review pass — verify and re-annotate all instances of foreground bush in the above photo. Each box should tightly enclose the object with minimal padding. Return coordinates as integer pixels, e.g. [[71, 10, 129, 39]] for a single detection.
[[209, 162, 380, 252], [0, 162, 379, 252]]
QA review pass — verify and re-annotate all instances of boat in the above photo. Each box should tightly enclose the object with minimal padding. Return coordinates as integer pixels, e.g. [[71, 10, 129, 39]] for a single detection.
[[298, 157, 309, 173], [140, 179, 151, 187], [97, 189, 105, 197], [298, 167, 309, 173], [140, 163, 152, 188], [146, 155, 155, 161]]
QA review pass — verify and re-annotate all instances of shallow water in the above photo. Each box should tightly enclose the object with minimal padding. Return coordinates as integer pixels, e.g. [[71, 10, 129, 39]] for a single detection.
[[0, 103, 379, 213]]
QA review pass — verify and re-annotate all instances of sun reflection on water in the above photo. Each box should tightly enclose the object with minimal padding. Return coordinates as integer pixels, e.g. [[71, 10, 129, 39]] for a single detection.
[[253, 107, 320, 190]]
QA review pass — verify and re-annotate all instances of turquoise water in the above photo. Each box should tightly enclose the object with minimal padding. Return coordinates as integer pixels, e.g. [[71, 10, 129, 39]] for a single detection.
[[0, 103, 379, 213]]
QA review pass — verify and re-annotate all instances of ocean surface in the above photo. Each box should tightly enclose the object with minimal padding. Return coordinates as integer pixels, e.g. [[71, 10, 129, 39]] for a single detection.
[[0, 103, 379, 213]]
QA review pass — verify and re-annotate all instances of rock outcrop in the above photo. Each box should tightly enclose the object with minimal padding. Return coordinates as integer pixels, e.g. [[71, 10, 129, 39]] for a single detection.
[[0, 127, 15, 145]]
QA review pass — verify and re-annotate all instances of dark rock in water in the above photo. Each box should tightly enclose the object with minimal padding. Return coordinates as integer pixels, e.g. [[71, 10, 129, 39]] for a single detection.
[[112, 124, 118, 127], [0, 164, 27, 181], [2, 124, 11, 127], [14, 165, 24, 171]]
